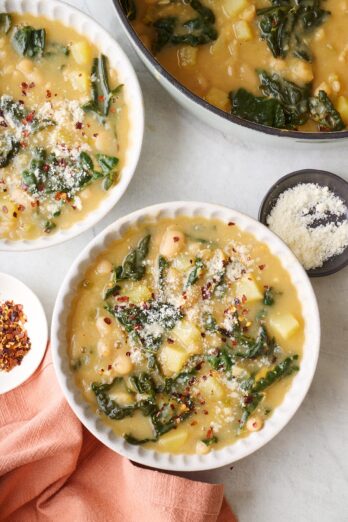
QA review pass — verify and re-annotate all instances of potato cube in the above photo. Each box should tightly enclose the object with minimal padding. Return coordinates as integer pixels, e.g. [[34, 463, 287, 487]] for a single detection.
[[233, 20, 253, 41], [160, 343, 188, 374], [199, 376, 225, 400], [172, 320, 202, 354], [71, 41, 92, 65], [157, 429, 188, 451], [124, 284, 151, 304], [109, 391, 134, 406], [178, 46, 198, 67], [235, 276, 263, 302], [205, 87, 229, 111], [269, 313, 299, 340], [223, 0, 249, 18], [337, 96, 348, 124]]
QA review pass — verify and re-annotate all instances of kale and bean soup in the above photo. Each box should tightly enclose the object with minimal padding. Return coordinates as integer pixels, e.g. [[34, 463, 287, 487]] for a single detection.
[[69, 217, 304, 454], [129, 0, 348, 132], [0, 13, 128, 240]]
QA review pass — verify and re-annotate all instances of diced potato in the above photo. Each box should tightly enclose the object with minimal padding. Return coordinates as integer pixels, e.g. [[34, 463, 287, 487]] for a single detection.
[[235, 276, 263, 302], [337, 96, 348, 124], [199, 376, 225, 400], [223, 0, 249, 18], [205, 87, 229, 111], [160, 343, 188, 374], [157, 429, 188, 451], [178, 46, 198, 67], [124, 284, 152, 304], [269, 313, 299, 340], [172, 320, 202, 354], [71, 41, 92, 65], [233, 20, 253, 41]]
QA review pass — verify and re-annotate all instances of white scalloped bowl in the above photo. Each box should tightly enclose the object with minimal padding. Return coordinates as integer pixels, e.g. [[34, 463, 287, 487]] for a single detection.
[[0, 0, 144, 251], [52, 202, 320, 471]]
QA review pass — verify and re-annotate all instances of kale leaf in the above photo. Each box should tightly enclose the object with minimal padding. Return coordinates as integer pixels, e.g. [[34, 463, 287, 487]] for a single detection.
[[0, 13, 12, 34], [152, 0, 217, 52], [309, 90, 345, 131], [12, 26, 46, 58], [257, 0, 330, 62]]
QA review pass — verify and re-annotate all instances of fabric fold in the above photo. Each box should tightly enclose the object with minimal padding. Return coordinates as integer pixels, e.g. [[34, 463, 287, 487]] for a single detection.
[[0, 350, 236, 522]]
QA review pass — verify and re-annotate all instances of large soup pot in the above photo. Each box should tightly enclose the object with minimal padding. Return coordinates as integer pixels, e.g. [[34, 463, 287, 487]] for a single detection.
[[112, 0, 348, 146]]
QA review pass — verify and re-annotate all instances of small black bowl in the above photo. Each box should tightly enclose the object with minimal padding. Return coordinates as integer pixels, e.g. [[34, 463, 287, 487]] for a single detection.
[[259, 169, 348, 277]]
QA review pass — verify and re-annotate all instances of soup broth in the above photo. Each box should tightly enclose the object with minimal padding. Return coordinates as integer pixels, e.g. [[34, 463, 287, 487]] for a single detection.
[[68, 217, 304, 455], [131, 0, 348, 132], [0, 13, 128, 240]]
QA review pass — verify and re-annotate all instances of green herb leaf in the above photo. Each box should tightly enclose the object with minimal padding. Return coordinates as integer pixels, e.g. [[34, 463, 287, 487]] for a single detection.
[[116, 235, 151, 281], [0, 135, 20, 168], [263, 287, 275, 306], [257, 0, 330, 62], [202, 435, 218, 446], [309, 90, 345, 131], [0, 13, 12, 34], [152, 0, 217, 52], [185, 257, 204, 288], [12, 26, 46, 58]]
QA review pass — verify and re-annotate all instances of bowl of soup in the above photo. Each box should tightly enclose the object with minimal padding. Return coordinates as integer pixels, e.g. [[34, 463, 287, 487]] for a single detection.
[[52, 201, 320, 471], [112, 0, 348, 144], [0, 0, 143, 250]]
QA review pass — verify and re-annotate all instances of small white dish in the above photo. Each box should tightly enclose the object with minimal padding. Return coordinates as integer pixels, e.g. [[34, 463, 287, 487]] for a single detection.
[[0, 0, 144, 251], [52, 201, 321, 472], [0, 273, 48, 394]]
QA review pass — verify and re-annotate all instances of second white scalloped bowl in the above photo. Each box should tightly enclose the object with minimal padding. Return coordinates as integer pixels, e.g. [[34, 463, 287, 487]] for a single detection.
[[52, 202, 320, 471], [0, 0, 144, 251]]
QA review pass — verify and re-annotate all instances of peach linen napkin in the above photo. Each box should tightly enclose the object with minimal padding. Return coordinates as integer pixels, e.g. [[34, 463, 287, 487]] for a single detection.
[[0, 349, 236, 522]]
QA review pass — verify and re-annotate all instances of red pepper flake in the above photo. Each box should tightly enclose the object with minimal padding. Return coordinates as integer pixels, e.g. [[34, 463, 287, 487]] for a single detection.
[[21, 82, 28, 90], [117, 296, 129, 302], [206, 427, 214, 439], [17, 204, 25, 212], [167, 338, 174, 344], [103, 317, 112, 325], [203, 410, 209, 415], [98, 95, 105, 101], [46, 89, 52, 98], [241, 294, 247, 304], [25, 111, 35, 123], [0, 300, 31, 372], [107, 364, 112, 371], [75, 121, 83, 130], [93, 133, 98, 138], [29, 82, 35, 89], [173, 236, 180, 242], [228, 221, 235, 226], [12, 212, 18, 218], [126, 351, 131, 357], [258, 264, 266, 271], [201, 332, 206, 338], [190, 420, 197, 426]]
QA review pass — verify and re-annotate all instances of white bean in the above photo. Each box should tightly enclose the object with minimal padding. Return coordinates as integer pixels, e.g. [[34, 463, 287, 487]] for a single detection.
[[159, 229, 185, 258], [113, 354, 133, 376], [246, 416, 264, 432], [97, 339, 111, 357], [96, 259, 112, 275], [96, 316, 111, 336]]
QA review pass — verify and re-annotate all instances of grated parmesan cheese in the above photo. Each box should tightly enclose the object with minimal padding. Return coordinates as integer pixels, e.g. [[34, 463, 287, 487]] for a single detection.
[[267, 183, 348, 270]]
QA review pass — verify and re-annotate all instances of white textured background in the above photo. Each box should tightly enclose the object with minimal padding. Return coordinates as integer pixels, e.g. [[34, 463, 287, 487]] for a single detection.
[[1, 0, 348, 520]]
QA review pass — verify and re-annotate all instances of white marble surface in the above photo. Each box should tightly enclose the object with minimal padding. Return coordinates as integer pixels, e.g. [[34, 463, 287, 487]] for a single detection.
[[1, 0, 348, 520]]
